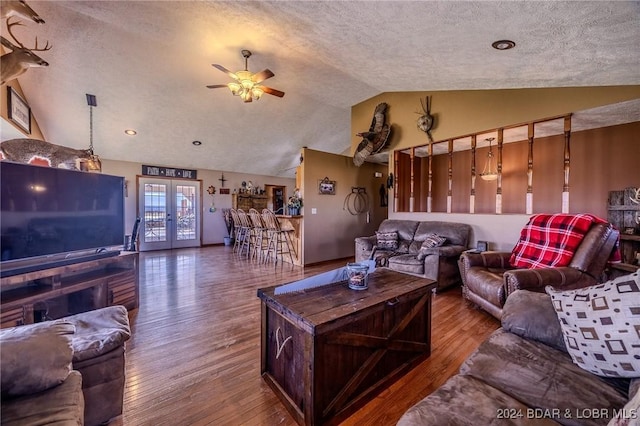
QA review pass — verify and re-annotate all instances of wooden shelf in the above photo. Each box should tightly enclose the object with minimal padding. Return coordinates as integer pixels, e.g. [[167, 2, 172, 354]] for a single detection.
[[0, 252, 139, 328]]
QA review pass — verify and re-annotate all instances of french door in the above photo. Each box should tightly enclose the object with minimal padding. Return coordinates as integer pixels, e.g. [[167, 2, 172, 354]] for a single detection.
[[138, 178, 201, 251]]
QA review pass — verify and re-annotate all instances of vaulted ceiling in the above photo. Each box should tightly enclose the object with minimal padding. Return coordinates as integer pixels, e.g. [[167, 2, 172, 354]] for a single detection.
[[4, 1, 640, 177]]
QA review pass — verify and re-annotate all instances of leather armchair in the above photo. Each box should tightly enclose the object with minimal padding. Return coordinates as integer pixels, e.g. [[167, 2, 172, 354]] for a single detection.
[[460, 222, 619, 320]]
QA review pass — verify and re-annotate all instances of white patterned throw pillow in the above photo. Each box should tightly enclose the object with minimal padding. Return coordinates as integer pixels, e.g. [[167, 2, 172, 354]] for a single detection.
[[545, 272, 640, 378], [417, 234, 447, 260]]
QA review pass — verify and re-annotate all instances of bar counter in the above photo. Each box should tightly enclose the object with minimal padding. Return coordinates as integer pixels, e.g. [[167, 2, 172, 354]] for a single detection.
[[275, 215, 303, 265]]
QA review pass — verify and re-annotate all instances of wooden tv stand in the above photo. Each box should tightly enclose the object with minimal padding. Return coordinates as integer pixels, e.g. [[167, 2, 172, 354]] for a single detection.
[[0, 251, 139, 329]]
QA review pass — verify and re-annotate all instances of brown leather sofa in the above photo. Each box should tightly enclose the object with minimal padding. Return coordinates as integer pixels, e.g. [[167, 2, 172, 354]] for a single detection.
[[460, 222, 619, 319], [355, 219, 471, 292], [0, 306, 131, 426], [397, 288, 636, 425]]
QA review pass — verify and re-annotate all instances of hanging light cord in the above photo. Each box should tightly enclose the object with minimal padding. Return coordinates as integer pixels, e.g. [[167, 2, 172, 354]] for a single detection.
[[343, 187, 369, 215], [89, 105, 94, 155]]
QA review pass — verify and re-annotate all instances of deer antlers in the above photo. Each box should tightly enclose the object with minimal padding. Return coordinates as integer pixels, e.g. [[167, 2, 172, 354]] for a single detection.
[[5, 16, 51, 52]]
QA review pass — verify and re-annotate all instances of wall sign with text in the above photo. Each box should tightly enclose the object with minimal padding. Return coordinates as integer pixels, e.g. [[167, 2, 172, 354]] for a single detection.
[[142, 165, 197, 179]]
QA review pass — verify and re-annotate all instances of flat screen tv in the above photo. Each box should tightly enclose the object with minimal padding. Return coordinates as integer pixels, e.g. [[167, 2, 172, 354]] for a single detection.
[[1, 161, 125, 277]]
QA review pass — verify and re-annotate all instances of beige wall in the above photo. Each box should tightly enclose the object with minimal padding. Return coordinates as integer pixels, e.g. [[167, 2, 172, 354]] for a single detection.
[[1, 81, 45, 140], [300, 148, 387, 264], [352, 86, 640, 251], [102, 159, 295, 246]]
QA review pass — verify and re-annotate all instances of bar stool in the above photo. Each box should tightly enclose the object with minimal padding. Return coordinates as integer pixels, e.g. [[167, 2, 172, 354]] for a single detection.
[[236, 209, 253, 258], [248, 208, 268, 261], [262, 209, 295, 265], [229, 209, 246, 254]]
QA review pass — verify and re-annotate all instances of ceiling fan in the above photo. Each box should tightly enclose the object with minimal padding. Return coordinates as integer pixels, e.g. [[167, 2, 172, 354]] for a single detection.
[[207, 49, 285, 103]]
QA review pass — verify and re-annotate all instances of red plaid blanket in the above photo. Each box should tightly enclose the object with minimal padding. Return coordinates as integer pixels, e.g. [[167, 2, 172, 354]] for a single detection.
[[510, 214, 619, 269]]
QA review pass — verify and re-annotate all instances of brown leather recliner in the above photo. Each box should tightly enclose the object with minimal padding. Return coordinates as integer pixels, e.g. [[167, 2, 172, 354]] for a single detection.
[[460, 222, 619, 320]]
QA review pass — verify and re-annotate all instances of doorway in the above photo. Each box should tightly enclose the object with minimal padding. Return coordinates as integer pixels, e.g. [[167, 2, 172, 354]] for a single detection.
[[265, 185, 286, 214], [138, 178, 201, 251]]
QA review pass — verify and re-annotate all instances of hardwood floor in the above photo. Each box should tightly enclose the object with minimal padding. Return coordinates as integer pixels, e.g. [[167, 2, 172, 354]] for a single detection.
[[116, 246, 499, 425]]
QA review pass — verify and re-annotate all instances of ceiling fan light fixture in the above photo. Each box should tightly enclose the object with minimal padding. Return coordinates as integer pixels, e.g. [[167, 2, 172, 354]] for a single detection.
[[208, 49, 285, 103], [240, 90, 252, 102], [251, 86, 264, 100], [228, 82, 242, 96]]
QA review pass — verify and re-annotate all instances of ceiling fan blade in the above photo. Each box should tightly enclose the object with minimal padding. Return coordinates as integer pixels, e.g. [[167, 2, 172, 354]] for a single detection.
[[252, 69, 274, 83], [260, 86, 285, 98], [212, 64, 238, 80], [206, 84, 228, 89]]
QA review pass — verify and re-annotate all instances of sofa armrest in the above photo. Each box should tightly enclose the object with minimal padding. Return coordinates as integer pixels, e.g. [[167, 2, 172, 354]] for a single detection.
[[504, 266, 597, 295], [460, 251, 512, 269], [355, 235, 376, 252]]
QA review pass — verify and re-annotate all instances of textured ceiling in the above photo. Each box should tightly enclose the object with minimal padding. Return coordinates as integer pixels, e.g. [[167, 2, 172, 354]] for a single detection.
[[3, 1, 640, 177]]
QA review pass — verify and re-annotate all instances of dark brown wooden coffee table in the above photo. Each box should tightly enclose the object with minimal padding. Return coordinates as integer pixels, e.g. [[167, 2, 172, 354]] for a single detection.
[[258, 268, 437, 425]]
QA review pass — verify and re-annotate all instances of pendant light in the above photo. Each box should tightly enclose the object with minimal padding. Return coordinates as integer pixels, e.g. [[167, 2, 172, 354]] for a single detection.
[[82, 93, 102, 172], [480, 137, 498, 181]]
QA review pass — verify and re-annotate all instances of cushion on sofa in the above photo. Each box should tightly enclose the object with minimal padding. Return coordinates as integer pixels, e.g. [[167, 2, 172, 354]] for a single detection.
[[62, 305, 131, 362], [416, 234, 447, 260], [376, 231, 399, 250], [545, 272, 640, 378], [1, 322, 76, 397], [0, 370, 84, 426], [397, 374, 558, 426], [388, 254, 424, 275], [460, 329, 628, 425], [501, 290, 567, 352]]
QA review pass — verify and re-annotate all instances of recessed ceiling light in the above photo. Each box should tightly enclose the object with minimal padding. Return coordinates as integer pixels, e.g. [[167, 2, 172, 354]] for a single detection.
[[492, 40, 516, 50], [124, 129, 137, 136], [192, 140, 202, 146]]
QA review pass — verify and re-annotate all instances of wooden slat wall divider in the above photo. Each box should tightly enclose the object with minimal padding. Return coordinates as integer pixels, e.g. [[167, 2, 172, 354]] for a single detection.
[[410, 147, 415, 212], [562, 115, 572, 213], [447, 140, 453, 213], [470, 135, 477, 214], [427, 141, 433, 213], [391, 113, 586, 215], [526, 123, 534, 215], [496, 129, 504, 214], [394, 150, 399, 212]]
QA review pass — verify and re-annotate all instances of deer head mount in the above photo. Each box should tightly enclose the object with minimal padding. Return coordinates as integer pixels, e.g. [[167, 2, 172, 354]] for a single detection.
[[416, 96, 436, 143], [0, 1, 45, 24], [1, 13, 51, 85]]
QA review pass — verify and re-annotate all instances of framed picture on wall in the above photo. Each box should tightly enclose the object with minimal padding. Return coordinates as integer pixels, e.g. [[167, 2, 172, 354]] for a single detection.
[[318, 177, 336, 195], [7, 86, 31, 135]]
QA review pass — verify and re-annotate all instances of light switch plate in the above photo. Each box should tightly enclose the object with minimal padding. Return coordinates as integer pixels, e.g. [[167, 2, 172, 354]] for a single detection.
[[311, 208, 317, 214]]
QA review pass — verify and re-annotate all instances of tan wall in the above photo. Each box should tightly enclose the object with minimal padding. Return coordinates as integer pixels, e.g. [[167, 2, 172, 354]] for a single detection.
[[351, 86, 640, 155], [352, 86, 640, 251], [102, 159, 295, 246], [1, 81, 45, 140], [300, 148, 387, 265]]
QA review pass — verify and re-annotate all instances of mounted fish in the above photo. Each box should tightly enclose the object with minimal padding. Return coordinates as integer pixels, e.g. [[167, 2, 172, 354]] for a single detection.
[[0, 138, 94, 169], [417, 95, 436, 143], [353, 103, 391, 167]]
